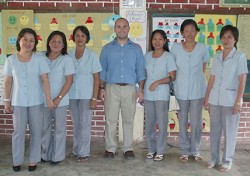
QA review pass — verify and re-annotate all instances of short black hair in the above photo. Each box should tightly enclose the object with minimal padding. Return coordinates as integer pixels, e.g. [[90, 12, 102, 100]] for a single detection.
[[220, 25, 239, 49], [180, 19, 200, 33], [46, 30, 68, 56], [72, 26, 90, 43], [16, 28, 38, 52]]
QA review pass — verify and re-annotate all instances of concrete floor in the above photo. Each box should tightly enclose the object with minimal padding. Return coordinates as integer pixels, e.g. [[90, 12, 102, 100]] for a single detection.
[[0, 136, 250, 176]]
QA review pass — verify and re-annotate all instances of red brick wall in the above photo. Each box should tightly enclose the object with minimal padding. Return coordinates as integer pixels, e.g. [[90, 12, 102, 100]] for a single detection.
[[1, 102, 250, 141], [0, 0, 250, 13], [0, 0, 250, 142]]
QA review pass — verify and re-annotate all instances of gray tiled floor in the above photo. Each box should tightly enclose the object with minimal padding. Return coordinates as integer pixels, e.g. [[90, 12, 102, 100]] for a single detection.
[[0, 136, 250, 176]]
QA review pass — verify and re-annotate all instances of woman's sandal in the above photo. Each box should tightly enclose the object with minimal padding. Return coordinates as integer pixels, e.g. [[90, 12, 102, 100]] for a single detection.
[[207, 162, 216, 169], [220, 165, 231, 172], [220, 167, 230, 172], [194, 154, 203, 161], [146, 152, 156, 159], [154, 155, 163, 161], [180, 155, 189, 163], [78, 156, 88, 162]]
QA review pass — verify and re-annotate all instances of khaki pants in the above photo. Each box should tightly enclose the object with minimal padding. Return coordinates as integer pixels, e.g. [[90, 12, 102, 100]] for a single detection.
[[104, 84, 136, 153]]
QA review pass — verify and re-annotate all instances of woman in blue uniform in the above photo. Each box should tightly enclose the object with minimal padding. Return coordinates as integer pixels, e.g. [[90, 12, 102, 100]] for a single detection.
[[68, 26, 102, 162], [204, 25, 248, 172], [41, 31, 75, 165], [3, 28, 54, 172], [171, 19, 209, 162], [144, 29, 176, 161]]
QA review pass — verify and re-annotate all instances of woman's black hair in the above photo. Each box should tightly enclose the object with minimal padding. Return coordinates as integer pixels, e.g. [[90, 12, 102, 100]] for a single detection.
[[46, 30, 68, 56], [150, 29, 169, 52], [220, 25, 239, 49], [72, 26, 90, 43], [16, 28, 38, 52], [180, 19, 200, 33]]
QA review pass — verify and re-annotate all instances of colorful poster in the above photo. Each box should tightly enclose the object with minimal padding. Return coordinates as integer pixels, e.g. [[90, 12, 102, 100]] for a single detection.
[[2, 10, 34, 54], [127, 10, 147, 54], [34, 13, 114, 55], [152, 16, 194, 49], [119, 10, 147, 54], [195, 14, 237, 68]]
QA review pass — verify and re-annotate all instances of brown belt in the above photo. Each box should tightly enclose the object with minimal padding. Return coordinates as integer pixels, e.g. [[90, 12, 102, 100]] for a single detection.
[[115, 83, 129, 86]]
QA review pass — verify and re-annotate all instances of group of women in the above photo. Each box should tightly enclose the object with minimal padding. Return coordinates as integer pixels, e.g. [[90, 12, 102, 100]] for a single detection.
[[144, 19, 248, 172], [3, 25, 101, 172], [3, 18, 248, 173]]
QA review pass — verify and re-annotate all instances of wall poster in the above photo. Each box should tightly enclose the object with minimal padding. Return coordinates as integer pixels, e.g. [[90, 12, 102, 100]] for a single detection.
[[2, 10, 34, 54], [34, 13, 115, 55]]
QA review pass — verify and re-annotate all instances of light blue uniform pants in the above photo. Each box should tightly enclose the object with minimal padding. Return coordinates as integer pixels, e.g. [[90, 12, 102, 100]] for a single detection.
[[144, 100, 169, 155], [209, 104, 240, 168], [41, 105, 68, 162], [12, 105, 43, 166], [69, 99, 92, 157], [177, 98, 203, 156]]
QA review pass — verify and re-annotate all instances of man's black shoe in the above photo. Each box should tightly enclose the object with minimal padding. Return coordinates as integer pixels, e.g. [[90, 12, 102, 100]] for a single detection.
[[13, 165, 21, 172], [50, 161, 60, 165], [124, 151, 135, 160], [28, 165, 36, 172], [104, 150, 115, 158]]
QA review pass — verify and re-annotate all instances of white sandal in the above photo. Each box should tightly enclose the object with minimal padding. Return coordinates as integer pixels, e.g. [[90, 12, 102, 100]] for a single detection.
[[146, 152, 155, 159], [194, 154, 203, 161], [154, 155, 163, 161], [207, 161, 216, 169], [220, 164, 231, 172], [180, 155, 189, 163]]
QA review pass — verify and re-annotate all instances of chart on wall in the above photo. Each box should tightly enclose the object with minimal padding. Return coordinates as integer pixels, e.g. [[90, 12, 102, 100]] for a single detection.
[[194, 14, 237, 68], [152, 16, 194, 49], [2, 10, 34, 54], [120, 10, 147, 54], [34, 13, 117, 55]]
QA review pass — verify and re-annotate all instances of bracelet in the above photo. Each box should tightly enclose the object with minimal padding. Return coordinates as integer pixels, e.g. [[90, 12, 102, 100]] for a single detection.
[[237, 102, 241, 105], [99, 86, 105, 90], [58, 95, 63, 99], [92, 98, 97, 101], [3, 98, 10, 102]]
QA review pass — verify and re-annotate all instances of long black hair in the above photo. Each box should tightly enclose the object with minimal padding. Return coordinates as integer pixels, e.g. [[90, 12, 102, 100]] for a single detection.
[[150, 29, 169, 52]]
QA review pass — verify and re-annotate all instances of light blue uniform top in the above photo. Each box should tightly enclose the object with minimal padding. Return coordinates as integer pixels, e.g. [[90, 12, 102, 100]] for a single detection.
[[171, 42, 209, 100], [208, 48, 249, 107], [144, 51, 177, 101], [100, 39, 145, 85], [68, 48, 102, 99], [3, 53, 50, 107], [41, 52, 75, 107]]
